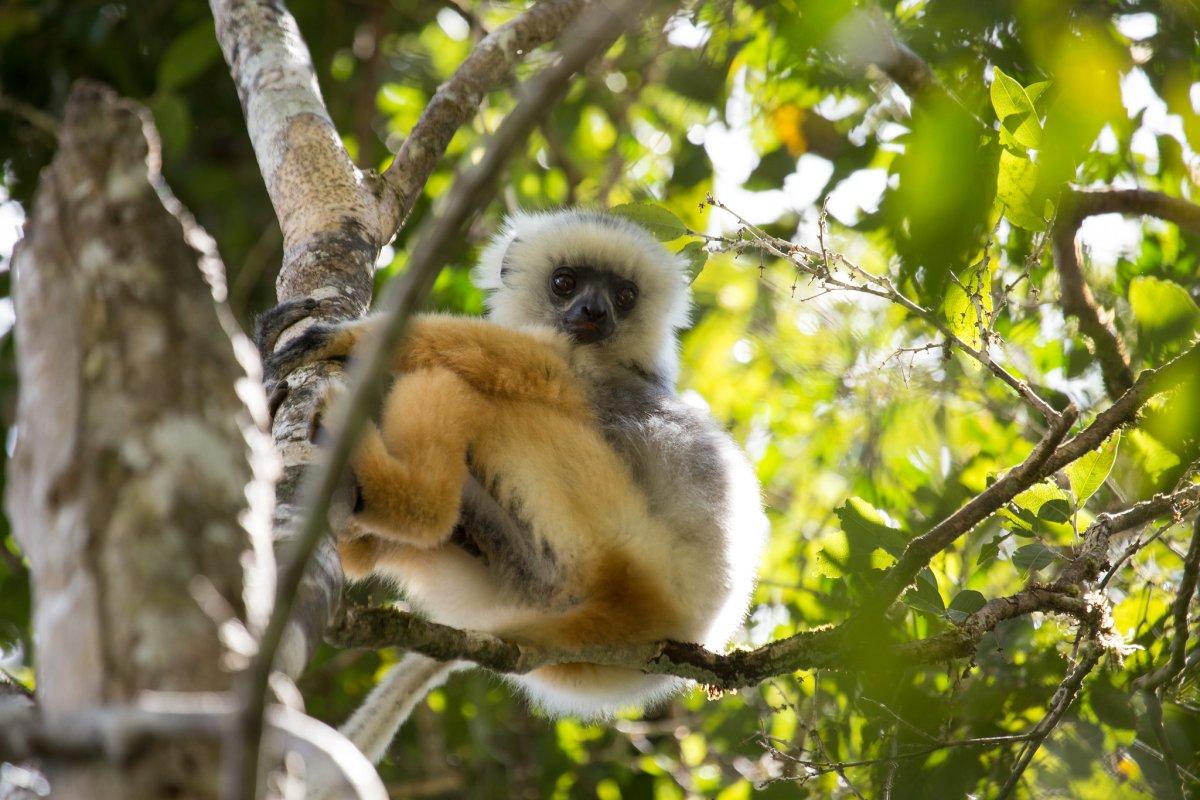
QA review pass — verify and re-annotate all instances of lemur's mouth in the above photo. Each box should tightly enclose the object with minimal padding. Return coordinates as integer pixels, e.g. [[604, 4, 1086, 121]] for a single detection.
[[564, 320, 613, 344]]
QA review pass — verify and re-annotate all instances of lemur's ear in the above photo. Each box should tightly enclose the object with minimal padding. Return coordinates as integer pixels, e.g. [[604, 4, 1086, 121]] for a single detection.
[[499, 236, 521, 288]]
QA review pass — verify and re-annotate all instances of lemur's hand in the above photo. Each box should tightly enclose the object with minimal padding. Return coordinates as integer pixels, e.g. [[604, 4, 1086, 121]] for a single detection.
[[253, 297, 346, 419], [253, 296, 321, 357]]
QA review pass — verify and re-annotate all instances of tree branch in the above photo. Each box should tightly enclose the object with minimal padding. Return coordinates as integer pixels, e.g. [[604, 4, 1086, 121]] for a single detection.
[[382, 0, 592, 233], [995, 646, 1103, 800], [1136, 513, 1200, 692], [0, 701, 388, 800], [1052, 191, 1135, 399], [1051, 186, 1200, 400], [1039, 339, 1200, 477], [845, 405, 1078, 627], [327, 586, 1094, 691]]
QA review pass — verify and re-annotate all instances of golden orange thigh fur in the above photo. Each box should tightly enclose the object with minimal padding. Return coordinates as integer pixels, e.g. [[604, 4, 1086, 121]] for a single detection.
[[499, 552, 683, 649], [350, 368, 488, 548]]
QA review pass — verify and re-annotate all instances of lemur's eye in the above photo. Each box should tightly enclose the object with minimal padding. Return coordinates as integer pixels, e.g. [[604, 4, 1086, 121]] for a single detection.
[[615, 283, 638, 310], [550, 268, 576, 297]]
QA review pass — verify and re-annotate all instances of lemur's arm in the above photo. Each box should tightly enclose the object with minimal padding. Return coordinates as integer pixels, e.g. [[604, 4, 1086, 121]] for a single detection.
[[255, 299, 585, 413]]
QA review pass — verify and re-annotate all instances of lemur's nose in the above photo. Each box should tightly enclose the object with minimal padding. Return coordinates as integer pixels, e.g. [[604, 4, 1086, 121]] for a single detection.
[[581, 303, 607, 321]]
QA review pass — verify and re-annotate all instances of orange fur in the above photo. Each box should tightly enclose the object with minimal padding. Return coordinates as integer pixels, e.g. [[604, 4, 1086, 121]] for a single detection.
[[503, 551, 683, 647]]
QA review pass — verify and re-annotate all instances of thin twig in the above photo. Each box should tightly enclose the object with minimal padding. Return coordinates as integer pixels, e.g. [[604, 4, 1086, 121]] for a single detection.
[[994, 646, 1102, 800]]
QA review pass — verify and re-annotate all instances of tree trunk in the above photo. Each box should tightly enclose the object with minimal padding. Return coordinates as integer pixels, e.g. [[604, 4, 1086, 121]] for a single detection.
[[6, 82, 274, 799]]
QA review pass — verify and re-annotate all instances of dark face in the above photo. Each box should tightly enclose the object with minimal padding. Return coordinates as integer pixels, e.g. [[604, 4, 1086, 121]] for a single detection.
[[548, 264, 639, 344]]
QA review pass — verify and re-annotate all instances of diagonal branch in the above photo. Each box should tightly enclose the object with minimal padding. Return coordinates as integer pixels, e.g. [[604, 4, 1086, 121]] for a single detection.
[[1136, 513, 1200, 692], [844, 405, 1078, 627], [382, 0, 593, 233], [994, 646, 1103, 800], [221, 3, 658, 798]]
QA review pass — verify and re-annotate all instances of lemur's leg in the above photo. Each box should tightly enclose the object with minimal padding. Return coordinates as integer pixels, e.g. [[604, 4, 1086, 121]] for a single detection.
[[347, 367, 488, 548]]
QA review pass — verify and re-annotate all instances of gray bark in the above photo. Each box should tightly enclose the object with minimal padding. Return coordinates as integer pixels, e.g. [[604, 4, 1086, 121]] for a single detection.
[[6, 81, 275, 799]]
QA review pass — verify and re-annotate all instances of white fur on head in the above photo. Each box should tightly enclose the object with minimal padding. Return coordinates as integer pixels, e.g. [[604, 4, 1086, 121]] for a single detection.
[[473, 209, 692, 385]]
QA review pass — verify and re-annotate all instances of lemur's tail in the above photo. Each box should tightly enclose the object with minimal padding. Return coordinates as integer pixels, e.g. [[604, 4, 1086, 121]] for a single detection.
[[340, 653, 463, 763]]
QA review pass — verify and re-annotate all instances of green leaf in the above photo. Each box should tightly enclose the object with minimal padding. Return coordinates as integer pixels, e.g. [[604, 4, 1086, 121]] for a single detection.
[[997, 148, 1046, 230], [947, 589, 987, 622], [1012, 542, 1055, 571], [975, 535, 1004, 571], [903, 568, 945, 616], [1011, 481, 1072, 525], [836, 497, 907, 558], [157, 21, 219, 92], [1065, 431, 1120, 504], [1025, 80, 1052, 113], [676, 240, 708, 284], [990, 67, 1041, 149], [610, 203, 688, 241], [943, 261, 994, 350], [1129, 276, 1200, 355]]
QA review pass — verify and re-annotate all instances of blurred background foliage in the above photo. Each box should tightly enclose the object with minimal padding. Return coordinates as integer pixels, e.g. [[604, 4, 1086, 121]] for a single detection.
[[3, 0, 1200, 797]]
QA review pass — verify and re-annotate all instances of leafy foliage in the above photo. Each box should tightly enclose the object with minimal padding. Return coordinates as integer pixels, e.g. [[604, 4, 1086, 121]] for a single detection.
[[2, 1, 1200, 798]]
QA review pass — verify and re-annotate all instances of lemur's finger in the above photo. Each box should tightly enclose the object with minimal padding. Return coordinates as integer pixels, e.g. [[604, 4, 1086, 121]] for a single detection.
[[266, 379, 290, 424], [253, 296, 321, 355]]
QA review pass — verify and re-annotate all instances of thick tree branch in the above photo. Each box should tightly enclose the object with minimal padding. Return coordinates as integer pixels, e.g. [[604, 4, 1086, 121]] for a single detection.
[[1071, 187, 1200, 235], [0, 702, 387, 800], [382, 0, 592, 232], [1052, 191, 1135, 399], [1039, 339, 1200, 477]]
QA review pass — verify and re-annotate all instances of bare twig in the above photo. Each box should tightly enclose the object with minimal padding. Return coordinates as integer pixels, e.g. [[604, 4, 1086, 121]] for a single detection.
[[995, 647, 1103, 800], [708, 200, 1062, 421]]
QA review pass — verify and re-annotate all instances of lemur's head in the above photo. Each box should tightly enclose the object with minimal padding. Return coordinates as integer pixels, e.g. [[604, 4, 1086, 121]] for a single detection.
[[474, 209, 692, 385]]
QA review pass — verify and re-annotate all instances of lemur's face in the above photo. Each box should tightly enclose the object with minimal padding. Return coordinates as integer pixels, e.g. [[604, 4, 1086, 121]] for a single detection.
[[547, 264, 639, 345]]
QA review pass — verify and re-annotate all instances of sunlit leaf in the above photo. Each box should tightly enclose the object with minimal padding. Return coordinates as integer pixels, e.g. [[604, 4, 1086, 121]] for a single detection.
[[990, 67, 1041, 149], [997, 148, 1046, 231], [1065, 431, 1120, 504], [676, 240, 708, 283], [942, 261, 994, 350], [1129, 276, 1200, 356], [836, 496, 907, 558], [611, 203, 688, 241]]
